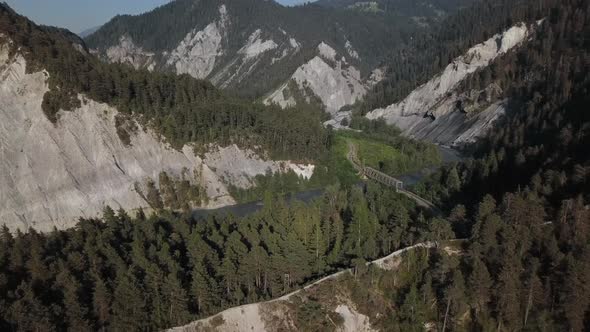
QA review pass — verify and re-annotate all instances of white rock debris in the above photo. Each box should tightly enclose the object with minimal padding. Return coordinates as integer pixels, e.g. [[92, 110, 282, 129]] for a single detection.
[[167, 5, 229, 79], [335, 305, 376, 332], [265, 80, 297, 108], [289, 37, 301, 49], [271, 36, 300, 65], [366, 67, 385, 87], [204, 145, 314, 189], [318, 41, 337, 62], [345, 40, 360, 60], [106, 35, 156, 70], [170, 305, 268, 332], [324, 110, 353, 129], [288, 164, 315, 179], [211, 28, 284, 87], [238, 29, 279, 59], [266, 42, 367, 114], [366, 23, 531, 146]]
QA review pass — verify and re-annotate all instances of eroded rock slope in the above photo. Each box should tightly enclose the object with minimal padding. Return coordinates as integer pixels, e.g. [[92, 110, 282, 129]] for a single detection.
[[265, 42, 380, 116], [366, 23, 533, 146]]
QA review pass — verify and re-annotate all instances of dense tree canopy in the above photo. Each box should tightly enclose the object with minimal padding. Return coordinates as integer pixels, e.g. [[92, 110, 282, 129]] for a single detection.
[[0, 183, 442, 331]]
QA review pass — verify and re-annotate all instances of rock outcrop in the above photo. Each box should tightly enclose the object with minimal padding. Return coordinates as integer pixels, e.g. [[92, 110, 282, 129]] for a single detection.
[[265, 42, 379, 116], [95, 4, 305, 92], [366, 23, 532, 146], [166, 5, 229, 79], [105, 35, 156, 70]]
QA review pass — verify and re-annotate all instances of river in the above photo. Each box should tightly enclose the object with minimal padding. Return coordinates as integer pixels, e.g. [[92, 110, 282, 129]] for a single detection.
[[192, 146, 464, 219]]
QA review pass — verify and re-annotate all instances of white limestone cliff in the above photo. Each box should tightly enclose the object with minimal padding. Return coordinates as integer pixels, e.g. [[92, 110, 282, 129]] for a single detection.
[[366, 23, 532, 146], [166, 5, 229, 79], [105, 35, 156, 70], [265, 42, 374, 115]]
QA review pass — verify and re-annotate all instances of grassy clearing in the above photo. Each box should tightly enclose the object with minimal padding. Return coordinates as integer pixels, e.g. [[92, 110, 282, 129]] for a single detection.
[[227, 127, 441, 203], [346, 135, 401, 170], [337, 130, 441, 176]]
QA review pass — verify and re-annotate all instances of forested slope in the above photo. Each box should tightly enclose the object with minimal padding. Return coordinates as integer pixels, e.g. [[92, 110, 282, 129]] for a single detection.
[[360, 0, 559, 113], [0, 0, 589, 331], [398, 0, 590, 330], [0, 3, 328, 161], [0, 181, 449, 330]]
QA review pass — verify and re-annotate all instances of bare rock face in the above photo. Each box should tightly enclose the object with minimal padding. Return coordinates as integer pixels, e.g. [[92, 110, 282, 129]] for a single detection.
[[96, 5, 302, 91], [366, 23, 532, 146], [0, 42, 314, 232], [211, 28, 284, 88], [166, 5, 229, 79], [106, 35, 156, 70], [204, 145, 314, 189], [265, 42, 377, 115]]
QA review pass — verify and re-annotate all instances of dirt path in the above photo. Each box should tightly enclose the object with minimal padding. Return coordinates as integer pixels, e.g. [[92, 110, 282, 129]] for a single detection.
[[168, 241, 440, 332]]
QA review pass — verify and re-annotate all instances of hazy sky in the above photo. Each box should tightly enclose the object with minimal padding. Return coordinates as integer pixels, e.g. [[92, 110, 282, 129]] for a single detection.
[[5, 0, 313, 33]]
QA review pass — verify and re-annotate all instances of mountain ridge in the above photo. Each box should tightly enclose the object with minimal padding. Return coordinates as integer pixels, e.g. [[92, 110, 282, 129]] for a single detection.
[[86, 0, 467, 100]]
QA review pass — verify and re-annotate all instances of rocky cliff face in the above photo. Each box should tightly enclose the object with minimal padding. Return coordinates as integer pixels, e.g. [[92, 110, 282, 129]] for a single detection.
[[86, 0, 419, 113], [168, 242, 436, 332], [265, 42, 381, 116], [0, 41, 313, 232], [366, 23, 532, 146], [104, 35, 156, 70], [166, 4, 229, 79]]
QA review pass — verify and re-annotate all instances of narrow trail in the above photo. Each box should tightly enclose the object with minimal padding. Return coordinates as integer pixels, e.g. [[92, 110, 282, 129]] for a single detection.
[[347, 142, 439, 212]]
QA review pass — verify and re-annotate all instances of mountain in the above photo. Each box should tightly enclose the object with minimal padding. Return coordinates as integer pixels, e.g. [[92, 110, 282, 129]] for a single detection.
[[174, 0, 590, 330], [366, 22, 537, 146], [316, 0, 473, 14], [0, 3, 323, 232], [346, 0, 553, 147], [78, 25, 101, 38], [85, 0, 471, 112]]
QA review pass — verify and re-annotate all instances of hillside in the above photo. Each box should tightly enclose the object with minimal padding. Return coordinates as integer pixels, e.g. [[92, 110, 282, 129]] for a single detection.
[[85, 0, 470, 111], [170, 242, 441, 332], [174, 1, 590, 329], [366, 22, 536, 146], [0, 3, 324, 232]]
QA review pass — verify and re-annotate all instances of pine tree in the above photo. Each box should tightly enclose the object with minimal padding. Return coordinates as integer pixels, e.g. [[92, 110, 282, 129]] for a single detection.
[[468, 256, 492, 317], [445, 166, 461, 192], [111, 272, 148, 331], [92, 276, 112, 331]]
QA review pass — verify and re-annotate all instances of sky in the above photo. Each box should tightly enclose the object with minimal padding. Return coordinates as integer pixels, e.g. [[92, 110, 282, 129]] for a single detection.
[[5, 0, 312, 34]]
